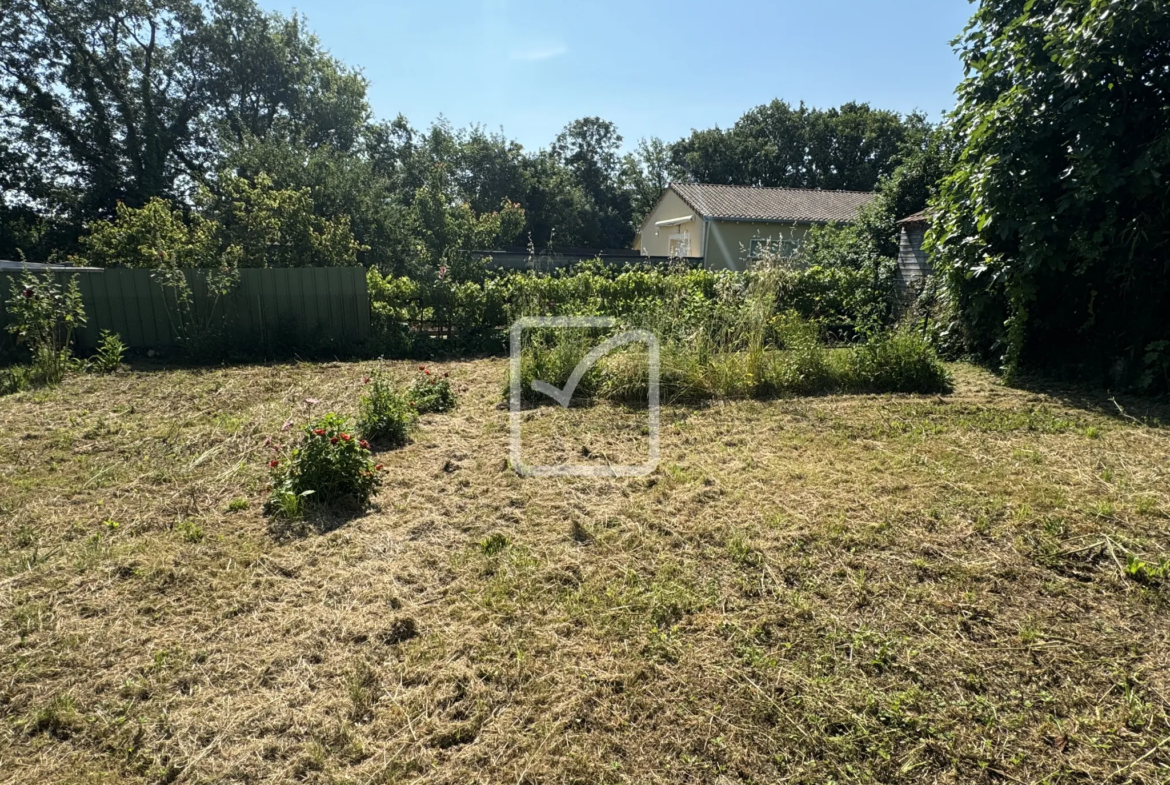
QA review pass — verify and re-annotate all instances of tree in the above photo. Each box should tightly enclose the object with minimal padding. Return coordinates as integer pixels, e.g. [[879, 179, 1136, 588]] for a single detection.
[[77, 174, 366, 270], [221, 132, 414, 273], [552, 117, 634, 248], [410, 164, 525, 268], [78, 197, 218, 269], [623, 137, 672, 228], [670, 100, 923, 192], [930, 0, 1170, 390], [209, 172, 366, 267], [0, 0, 369, 223]]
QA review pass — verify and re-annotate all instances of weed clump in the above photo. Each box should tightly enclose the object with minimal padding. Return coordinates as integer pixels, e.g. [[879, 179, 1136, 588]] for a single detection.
[[408, 366, 457, 413], [358, 372, 418, 446]]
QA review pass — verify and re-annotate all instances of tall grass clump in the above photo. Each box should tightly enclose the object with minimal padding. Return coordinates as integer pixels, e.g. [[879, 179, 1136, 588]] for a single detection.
[[845, 329, 953, 394], [507, 325, 609, 406]]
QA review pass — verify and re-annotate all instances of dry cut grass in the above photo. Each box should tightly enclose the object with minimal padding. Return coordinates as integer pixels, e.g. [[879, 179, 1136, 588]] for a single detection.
[[1, 358, 1170, 784]]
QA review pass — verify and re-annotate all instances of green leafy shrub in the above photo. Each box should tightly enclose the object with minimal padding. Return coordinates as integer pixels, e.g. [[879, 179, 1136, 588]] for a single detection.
[[358, 373, 418, 446], [90, 330, 126, 373], [0, 365, 33, 396], [930, 0, 1170, 390], [268, 413, 382, 514], [4, 270, 87, 387], [846, 329, 953, 394], [408, 366, 457, 413]]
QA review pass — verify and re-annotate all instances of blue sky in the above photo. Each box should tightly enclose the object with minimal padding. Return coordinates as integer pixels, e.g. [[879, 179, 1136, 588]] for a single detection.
[[257, 0, 974, 152]]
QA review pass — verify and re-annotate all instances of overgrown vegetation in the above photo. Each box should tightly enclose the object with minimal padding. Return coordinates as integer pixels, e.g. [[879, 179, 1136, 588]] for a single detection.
[[931, 0, 1170, 392]]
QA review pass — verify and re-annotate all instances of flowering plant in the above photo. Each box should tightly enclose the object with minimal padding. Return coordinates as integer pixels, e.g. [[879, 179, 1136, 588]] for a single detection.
[[357, 372, 418, 446], [4, 269, 87, 386], [407, 366, 457, 413], [267, 412, 382, 514]]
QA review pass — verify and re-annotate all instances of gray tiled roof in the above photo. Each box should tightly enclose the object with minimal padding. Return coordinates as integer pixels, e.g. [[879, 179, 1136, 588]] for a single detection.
[[897, 209, 932, 224], [670, 183, 876, 224]]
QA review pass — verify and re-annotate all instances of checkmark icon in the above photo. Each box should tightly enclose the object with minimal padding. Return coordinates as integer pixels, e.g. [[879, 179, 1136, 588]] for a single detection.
[[529, 330, 654, 408], [509, 317, 661, 478]]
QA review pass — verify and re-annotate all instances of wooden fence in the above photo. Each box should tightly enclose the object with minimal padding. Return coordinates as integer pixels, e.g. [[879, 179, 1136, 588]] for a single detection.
[[0, 266, 370, 354]]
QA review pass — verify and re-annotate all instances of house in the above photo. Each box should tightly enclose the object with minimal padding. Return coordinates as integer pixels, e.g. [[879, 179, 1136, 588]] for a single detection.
[[894, 210, 932, 298], [634, 183, 877, 270]]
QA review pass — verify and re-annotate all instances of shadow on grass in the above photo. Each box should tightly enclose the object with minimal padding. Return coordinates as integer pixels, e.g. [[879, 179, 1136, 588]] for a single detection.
[[1002, 371, 1170, 427], [265, 503, 375, 541]]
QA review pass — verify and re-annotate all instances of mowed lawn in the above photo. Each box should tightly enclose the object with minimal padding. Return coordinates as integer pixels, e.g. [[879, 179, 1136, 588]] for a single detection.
[[2, 359, 1170, 785]]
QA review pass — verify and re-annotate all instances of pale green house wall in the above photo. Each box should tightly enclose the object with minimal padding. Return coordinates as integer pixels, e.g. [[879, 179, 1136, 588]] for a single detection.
[[703, 220, 813, 271]]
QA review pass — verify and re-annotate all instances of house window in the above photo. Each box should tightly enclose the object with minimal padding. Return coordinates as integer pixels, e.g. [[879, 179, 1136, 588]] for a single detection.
[[749, 237, 802, 260], [669, 233, 690, 257]]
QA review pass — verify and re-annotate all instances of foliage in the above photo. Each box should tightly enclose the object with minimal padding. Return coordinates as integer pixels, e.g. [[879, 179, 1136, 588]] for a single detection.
[[407, 366, 457, 413], [0, 0, 368, 223], [79, 199, 218, 270], [670, 100, 927, 191], [90, 331, 126, 374], [209, 173, 367, 268], [268, 413, 381, 513], [4, 269, 86, 386], [930, 0, 1170, 390], [844, 329, 954, 394], [357, 373, 418, 446]]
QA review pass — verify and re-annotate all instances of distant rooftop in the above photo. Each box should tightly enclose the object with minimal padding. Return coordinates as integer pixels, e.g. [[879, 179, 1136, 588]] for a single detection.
[[897, 210, 933, 225], [670, 183, 877, 224]]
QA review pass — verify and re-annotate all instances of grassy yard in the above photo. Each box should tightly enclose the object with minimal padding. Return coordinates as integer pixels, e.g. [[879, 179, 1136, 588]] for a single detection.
[[2, 359, 1169, 784]]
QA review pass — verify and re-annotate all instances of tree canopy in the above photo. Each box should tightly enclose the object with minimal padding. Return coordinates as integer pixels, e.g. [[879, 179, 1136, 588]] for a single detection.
[[930, 0, 1170, 390]]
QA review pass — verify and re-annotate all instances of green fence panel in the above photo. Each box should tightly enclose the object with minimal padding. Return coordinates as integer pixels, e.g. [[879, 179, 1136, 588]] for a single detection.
[[0, 266, 370, 355]]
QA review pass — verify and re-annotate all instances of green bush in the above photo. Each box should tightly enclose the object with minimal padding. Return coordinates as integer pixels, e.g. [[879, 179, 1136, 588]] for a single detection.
[[358, 373, 418, 446], [845, 330, 953, 394], [268, 413, 382, 515], [408, 366, 457, 413], [4, 270, 87, 387], [366, 257, 898, 359]]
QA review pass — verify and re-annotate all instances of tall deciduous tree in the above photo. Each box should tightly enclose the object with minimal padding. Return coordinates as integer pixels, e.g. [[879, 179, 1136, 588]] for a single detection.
[[0, 0, 368, 221]]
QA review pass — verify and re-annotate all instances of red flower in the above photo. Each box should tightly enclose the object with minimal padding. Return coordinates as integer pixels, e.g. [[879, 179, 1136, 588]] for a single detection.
[[313, 429, 326, 436], [418, 365, 426, 371], [340, 433, 351, 442], [22, 288, 33, 299], [359, 440, 370, 450], [443, 372, 449, 378], [409, 401, 416, 408], [269, 460, 279, 468], [363, 376, 371, 384], [424, 369, 431, 376], [375, 464, 384, 471], [330, 437, 338, 444]]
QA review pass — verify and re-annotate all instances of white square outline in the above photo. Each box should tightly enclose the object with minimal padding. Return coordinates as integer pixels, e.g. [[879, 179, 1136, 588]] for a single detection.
[[509, 316, 660, 477]]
